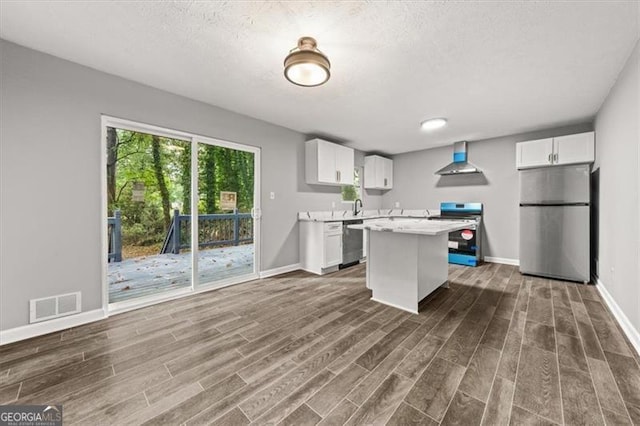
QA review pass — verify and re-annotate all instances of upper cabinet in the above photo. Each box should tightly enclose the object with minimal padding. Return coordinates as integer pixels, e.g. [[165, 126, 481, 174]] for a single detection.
[[516, 131, 594, 169], [364, 155, 393, 189], [305, 138, 354, 186], [516, 138, 554, 169], [553, 132, 595, 166]]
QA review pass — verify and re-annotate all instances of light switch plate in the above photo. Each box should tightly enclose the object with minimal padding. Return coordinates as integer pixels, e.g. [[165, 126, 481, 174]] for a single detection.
[[270, 192, 275, 200]]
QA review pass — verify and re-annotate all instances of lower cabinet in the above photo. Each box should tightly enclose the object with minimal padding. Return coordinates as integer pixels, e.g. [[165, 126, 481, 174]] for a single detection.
[[300, 221, 343, 275], [324, 231, 342, 268]]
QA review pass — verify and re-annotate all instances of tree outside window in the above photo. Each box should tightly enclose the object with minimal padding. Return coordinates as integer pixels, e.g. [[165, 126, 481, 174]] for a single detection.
[[341, 167, 362, 202]]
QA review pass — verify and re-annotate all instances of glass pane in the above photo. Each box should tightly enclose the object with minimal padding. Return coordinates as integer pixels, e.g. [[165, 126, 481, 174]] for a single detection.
[[106, 127, 191, 303], [197, 143, 255, 285], [341, 168, 361, 202]]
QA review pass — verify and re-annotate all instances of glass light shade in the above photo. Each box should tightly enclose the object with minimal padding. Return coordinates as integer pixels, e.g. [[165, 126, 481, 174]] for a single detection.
[[285, 62, 329, 86], [284, 37, 330, 87], [421, 118, 448, 131]]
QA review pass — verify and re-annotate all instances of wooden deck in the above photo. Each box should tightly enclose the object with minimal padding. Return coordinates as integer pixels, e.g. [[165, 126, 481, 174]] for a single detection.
[[108, 244, 254, 303]]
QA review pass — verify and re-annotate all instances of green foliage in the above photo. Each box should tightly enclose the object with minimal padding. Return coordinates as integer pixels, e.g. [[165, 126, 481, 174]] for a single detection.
[[198, 143, 254, 213], [201, 144, 217, 213], [107, 128, 255, 251], [341, 185, 358, 201], [341, 168, 361, 202], [179, 144, 191, 214]]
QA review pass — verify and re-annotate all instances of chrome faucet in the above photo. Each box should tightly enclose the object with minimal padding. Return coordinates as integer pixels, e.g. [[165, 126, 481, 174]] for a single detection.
[[354, 199, 363, 216]]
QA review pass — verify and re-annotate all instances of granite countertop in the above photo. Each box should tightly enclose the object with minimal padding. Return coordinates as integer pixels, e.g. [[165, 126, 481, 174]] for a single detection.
[[298, 209, 438, 222], [347, 219, 470, 236]]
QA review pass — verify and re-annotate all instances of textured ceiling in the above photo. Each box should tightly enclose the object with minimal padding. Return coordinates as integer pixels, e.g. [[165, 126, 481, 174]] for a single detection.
[[1, 1, 638, 154]]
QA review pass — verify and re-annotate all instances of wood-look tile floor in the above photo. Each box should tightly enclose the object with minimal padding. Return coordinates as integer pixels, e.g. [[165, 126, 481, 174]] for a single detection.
[[1, 263, 639, 425]]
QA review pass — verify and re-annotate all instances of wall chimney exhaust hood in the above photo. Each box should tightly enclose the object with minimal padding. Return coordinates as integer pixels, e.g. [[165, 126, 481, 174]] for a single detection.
[[435, 141, 482, 175]]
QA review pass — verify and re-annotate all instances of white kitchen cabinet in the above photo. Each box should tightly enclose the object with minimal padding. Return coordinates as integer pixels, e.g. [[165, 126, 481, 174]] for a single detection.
[[382, 158, 393, 188], [300, 221, 342, 275], [554, 132, 595, 165], [516, 132, 594, 169], [364, 155, 393, 189], [324, 232, 342, 268], [306, 139, 355, 186], [335, 144, 355, 186], [516, 138, 554, 169]]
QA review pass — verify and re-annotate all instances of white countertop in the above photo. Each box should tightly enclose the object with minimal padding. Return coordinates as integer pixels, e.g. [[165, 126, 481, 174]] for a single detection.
[[298, 209, 438, 222], [348, 219, 470, 236]]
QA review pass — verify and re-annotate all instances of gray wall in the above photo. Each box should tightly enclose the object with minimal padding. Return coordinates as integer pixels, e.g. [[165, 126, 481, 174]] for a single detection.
[[0, 40, 381, 330], [382, 123, 594, 261], [593, 39, 639, 333]]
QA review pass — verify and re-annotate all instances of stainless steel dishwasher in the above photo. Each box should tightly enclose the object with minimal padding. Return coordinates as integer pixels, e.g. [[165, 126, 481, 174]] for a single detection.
[[340, 219, 363, 269]]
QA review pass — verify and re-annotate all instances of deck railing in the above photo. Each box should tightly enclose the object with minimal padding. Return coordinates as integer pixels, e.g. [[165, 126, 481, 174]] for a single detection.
[[108, 209, 253, 261], [107, 210, 122, 263], [160, 209, 253, 255]]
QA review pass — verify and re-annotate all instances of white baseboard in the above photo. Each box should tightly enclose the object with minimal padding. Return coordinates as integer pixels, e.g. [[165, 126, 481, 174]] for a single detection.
[[595, 277, 640, 356], [259, 263, 301, 279], [0, 308, 107, 346], [484, 256, 520, 266]]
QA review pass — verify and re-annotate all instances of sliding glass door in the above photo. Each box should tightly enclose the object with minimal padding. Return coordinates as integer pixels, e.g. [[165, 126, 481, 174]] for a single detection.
[[195, 141, 257, 287], [103, 117, 260, 309], [105, 127, 192, 304]]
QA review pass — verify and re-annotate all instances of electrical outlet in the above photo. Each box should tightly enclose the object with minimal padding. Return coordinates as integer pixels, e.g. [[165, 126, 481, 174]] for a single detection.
[[395, 202, 400, 208], [270, 192, 275, 200], [331, 201, 336, 209]]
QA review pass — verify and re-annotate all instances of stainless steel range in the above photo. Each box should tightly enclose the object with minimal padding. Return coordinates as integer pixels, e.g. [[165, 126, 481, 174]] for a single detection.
[[428, 202, 483, 266]]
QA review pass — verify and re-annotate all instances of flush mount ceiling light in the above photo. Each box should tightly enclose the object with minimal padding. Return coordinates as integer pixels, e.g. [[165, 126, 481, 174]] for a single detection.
[[284, 36, 330, 87], [421, 118, 448, 131]]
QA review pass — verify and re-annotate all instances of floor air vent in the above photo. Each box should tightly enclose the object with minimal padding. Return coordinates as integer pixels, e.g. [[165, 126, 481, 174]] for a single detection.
[[30, 292, 81, 323]]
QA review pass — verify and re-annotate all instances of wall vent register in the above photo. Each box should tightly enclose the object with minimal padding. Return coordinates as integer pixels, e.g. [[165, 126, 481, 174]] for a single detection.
[[30, 292, 81, 323]]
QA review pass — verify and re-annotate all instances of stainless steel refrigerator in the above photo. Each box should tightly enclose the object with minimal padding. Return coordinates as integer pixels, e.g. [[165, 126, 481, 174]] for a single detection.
[[519, 164, 590, 283]]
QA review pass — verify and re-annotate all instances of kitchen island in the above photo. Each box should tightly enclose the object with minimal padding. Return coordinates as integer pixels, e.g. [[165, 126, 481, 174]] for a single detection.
[[349, 219, 470, 314]]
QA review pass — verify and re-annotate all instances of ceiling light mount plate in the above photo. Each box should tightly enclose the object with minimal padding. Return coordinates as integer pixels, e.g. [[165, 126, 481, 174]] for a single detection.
[[421, 118, 448, 131], [284, 36, 331, 87]]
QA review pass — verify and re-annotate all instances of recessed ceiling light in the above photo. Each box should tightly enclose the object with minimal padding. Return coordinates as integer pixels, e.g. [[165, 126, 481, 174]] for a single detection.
[[421, 118, 447, 131], [284, 36, 331, 87]]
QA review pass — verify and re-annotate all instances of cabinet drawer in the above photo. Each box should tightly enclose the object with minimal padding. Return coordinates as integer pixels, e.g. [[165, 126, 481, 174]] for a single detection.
[[324, 222, 342, 234]]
